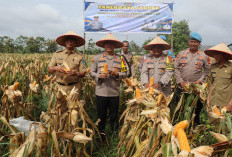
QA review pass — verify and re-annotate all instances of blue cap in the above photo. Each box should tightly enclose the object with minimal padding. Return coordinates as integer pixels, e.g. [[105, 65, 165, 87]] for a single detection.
[[189, 32, 202, 42], [159, 35, 167, 41]]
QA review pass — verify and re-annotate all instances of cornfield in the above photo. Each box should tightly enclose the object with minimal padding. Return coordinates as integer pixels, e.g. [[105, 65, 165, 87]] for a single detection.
[[0, 53, 231, 157]]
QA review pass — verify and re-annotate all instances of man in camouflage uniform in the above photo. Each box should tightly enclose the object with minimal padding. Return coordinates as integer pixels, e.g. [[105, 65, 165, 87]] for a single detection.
[[205, 43, 232, 112], [90, 33, 126, 133], [48, 31, 86, 98], [118, 40, 135, 77], [141, 36, 174, 96], [174, 32, 211, 124]]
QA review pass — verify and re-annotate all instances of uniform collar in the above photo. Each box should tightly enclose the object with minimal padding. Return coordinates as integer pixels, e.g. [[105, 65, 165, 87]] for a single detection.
[[103, 52, 116, 58], [187, 49, 200, 54], [64, 49, 75, 54]]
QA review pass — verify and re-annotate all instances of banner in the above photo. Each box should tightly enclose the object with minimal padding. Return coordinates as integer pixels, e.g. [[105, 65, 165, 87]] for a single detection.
[[84, 2, 173, 33]]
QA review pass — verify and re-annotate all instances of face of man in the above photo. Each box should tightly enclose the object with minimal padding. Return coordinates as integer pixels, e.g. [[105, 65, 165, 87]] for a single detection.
[[104, 42, 115, 53], [65, 39, 76, 50], [122, 42, 129, 53], [213, 53, 228, 62], [151, 45, 163, 57], [189, 39, 200, 52], [94, 17, 99, 21]]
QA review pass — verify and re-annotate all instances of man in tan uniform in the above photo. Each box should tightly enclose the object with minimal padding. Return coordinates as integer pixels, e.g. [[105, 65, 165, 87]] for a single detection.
[[141, 36, 174, 96], [118, 40, 135, 77], [90, 33, 126, 133], [174, 32, 211, 124], [48, 31, 86, 97], [205, 43, 232, 112]]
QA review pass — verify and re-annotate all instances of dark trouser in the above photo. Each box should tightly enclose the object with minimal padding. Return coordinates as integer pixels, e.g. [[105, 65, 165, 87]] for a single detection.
[[96, 96, 119, 132], [176, 86, 203, 125]]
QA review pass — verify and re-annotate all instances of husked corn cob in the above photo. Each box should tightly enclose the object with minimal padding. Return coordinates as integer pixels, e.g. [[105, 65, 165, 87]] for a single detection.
[[149, 77, 154, 86], [177, 129, 191, 152], [125, 78, 132, 86], [45, 75, 50, 79], [173, 120, 188, 137], [13, 82, 19, 90], [156, 93, 163, 106], [135, 88, 142, 99], [32, 81, 37, 87], [103, 63, 108, 74], [149, 87, 154, 95], [212, 106, 221, 116]]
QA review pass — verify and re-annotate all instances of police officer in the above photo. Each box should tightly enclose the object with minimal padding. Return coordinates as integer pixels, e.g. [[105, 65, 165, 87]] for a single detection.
[[141, 36, 174, 96], [48, 31, 86, 98], [139, 35, 169, 73], [118, 40, 135, 77], [90, 33, 126, 133], [174, 32, 211, 124], [205, 43, 232, 112]]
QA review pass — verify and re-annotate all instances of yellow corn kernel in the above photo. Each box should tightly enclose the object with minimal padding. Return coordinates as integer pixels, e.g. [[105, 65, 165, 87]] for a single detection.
[[149, 77, 154, 86], [173, 120, 188, 137], [177, 128, 191, 152], [13, 82, 19, 90], [212, 106, 221, 116]]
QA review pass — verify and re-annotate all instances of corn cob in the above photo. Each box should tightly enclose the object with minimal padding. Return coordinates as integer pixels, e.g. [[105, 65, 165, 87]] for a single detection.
[[156, 93, 163, 106], [212, 106, 221, 116], [173, 120, 188, 137], [63, 61, 70, 71], [103, 63, 108, 74], [149, 87, 154, 95], [71, 109, 78, 126], [125, 78, 132, 86], [135, 88, 142, 99], [13, 82, 19, 90], [45, 75, 50, 79], [177, 128, 191, 152], [32, 81, 37, 87], [149, 77, 154, 86]]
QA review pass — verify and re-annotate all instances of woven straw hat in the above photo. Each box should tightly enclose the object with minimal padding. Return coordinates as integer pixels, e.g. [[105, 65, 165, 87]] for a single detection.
[[96, 33, 123, 48], [204, 43, 232, 60], [56, 31, 85, 47], [144, 36, 171, 50]]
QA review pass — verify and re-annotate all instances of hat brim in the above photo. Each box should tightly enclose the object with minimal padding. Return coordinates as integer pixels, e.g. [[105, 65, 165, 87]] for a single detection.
[[144, 43, 171, 50], [56, 35, 85, 47], [204, 49, 232, 60], [96, 39, 123, 49]]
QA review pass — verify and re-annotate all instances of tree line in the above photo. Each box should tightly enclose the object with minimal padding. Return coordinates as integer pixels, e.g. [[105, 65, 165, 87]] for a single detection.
[[0, 20, 190, 55]]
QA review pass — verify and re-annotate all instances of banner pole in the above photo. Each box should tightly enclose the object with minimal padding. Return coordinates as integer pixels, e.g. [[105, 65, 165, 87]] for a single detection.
[[83, 0, 86, 57]]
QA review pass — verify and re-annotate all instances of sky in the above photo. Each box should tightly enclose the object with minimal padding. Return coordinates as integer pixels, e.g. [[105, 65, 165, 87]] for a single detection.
[[0, 0, 231, 46]]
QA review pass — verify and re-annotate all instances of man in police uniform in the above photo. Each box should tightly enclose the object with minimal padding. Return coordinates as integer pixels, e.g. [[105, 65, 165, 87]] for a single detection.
[[205, 43, 232, 112], [141, 36, 174, 96], [174, 32, 211, 124], [48, 31, 86, 98], [138, 35, 170, 73], [89, 16, 103, 31], [90, 33, 126, 133], [118, 40, 135, 77]]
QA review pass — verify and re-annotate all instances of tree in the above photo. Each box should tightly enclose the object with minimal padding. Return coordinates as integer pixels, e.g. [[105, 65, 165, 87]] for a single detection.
[[166, 20, 190, 55], [25, 37, 45, 53], [45, 39, 59, 53], [15, 35, 28, 53], [0, 36, 15, 53], [130, 41, 142, 55]]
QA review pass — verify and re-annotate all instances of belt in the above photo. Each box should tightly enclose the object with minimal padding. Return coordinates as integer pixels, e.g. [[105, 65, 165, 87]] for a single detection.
[[57, 82, 78, 86]]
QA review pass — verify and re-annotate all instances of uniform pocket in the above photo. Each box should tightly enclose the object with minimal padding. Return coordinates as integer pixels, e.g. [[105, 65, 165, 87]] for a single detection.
[[219, 72, 231, 86]]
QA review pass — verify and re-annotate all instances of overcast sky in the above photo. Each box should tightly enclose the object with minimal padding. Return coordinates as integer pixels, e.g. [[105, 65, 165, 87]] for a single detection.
[[0, 0, 231, 46]]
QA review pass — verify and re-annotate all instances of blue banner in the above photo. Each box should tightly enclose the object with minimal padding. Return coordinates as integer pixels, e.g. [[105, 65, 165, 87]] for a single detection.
[[84, 2, 173, 33]]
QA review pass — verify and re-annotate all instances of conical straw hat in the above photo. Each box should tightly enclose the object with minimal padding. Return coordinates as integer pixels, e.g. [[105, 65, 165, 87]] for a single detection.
[[144, 36, 171, 50], [204, 43, 232, 60], [96, 33, 123, 48], [56, 31, 85, 47]]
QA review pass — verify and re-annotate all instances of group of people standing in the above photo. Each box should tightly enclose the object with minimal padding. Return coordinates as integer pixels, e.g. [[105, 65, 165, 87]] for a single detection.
[[48, 31, 232, 136]]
